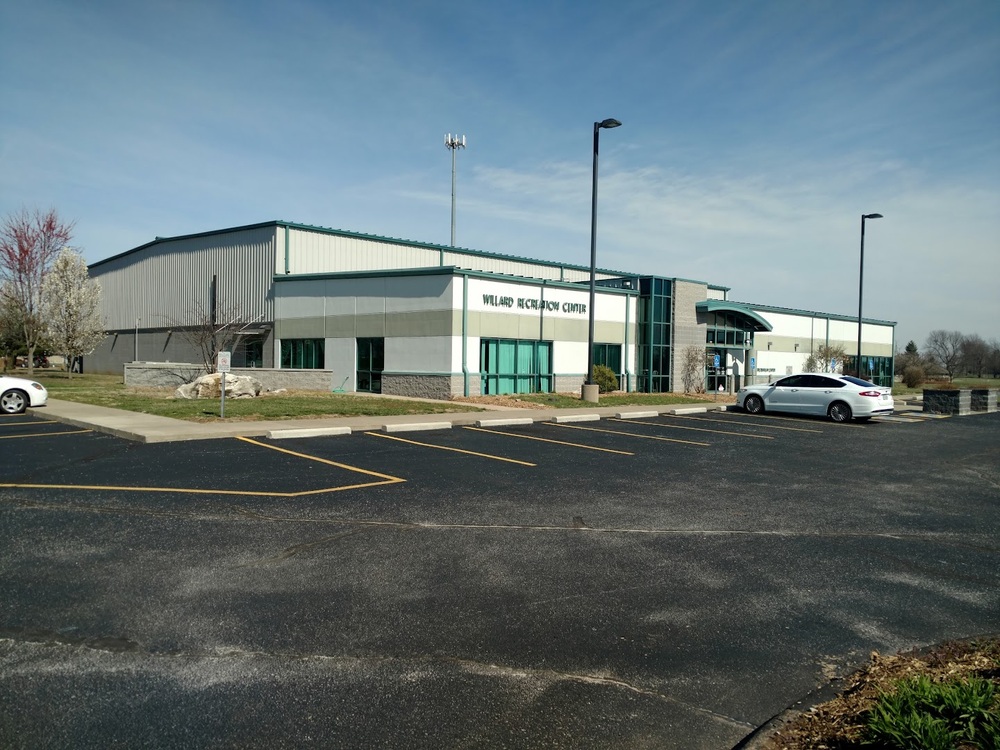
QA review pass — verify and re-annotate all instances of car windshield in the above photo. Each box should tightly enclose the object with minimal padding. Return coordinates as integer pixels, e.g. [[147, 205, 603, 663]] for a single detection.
[[841, 375, 877, 387]]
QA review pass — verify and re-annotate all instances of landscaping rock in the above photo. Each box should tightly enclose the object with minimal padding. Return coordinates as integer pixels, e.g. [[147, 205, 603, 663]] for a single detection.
[[174, 373, 264, 400]]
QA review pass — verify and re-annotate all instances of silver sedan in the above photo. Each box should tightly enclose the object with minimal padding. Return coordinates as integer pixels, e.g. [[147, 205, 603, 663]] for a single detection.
[[737, 373, 893, 423], [0, 375, 48, 414]]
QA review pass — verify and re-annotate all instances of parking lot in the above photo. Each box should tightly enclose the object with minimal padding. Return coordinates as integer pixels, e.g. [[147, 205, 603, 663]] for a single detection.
[[2, 408, 999, 749]]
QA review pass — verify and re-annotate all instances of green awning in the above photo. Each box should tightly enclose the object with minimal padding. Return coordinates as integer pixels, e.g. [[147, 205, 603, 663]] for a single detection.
[[695, 300, 773, 332]]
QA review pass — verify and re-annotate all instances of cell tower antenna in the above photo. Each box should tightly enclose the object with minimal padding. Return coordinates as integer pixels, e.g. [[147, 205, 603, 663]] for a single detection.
[[445, 134, 467, 246]]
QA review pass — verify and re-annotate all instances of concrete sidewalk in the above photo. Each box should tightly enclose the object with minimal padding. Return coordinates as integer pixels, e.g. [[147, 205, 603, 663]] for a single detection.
[[31, 397, 734, 443]]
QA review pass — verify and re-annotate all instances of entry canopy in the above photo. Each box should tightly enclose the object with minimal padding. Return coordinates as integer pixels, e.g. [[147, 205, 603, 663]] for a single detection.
[[695, 300, 773, 332]]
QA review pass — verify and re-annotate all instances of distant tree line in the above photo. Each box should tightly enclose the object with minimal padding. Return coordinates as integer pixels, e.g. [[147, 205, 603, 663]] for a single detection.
[[895, 331, 1000, 386]]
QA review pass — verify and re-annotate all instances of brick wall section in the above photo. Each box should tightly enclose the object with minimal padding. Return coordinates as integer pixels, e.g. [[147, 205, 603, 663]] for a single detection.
[[122, 364, 512, 400], [125, 363, 339, 391], [922, 389, 971, 415], [382, 374, 455, 400], [970, 389, 998, 413], [671, 280, 708, 393]]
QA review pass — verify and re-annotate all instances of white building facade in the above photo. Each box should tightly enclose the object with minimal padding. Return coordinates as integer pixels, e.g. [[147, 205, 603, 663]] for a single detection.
[[87, 221, 896, 395]]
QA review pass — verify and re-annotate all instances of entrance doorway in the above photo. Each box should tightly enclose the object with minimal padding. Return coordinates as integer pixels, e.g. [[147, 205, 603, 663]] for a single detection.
[[706, 348, 726, 393]]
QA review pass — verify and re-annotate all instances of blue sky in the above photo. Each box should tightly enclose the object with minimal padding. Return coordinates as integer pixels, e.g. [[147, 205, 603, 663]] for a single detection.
[[2, 0, 998, 349]]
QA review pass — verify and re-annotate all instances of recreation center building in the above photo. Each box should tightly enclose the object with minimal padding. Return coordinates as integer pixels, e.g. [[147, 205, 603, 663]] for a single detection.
[[87, 220, 896, 396]]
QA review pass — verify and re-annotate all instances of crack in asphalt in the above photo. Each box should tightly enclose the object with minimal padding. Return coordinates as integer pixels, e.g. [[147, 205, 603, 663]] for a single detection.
[[235, 528, 370, 566], [437, 656, 755, 729], [963, 465, 1000, 491], [2, 495, 998, 552], [0, 635, 753, 730]]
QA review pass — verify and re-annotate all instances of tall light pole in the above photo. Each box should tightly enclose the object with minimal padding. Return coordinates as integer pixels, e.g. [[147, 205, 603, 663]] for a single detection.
[[583, 118, 622, 403], [445, 133, 466, 246], [857, 212, 883, 378]]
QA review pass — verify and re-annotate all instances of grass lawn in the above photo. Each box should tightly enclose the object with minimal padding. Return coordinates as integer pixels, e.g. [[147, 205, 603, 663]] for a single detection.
[[20, 372, 486, 421], [513, 391, 732, 408], [17, 371, 725, 422]]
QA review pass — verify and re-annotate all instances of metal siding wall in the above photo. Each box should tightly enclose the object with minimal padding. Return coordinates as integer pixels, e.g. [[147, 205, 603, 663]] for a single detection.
[[286, 230, 619, 283], [92, 227, 277, 330], [289, 231, 439, 273]]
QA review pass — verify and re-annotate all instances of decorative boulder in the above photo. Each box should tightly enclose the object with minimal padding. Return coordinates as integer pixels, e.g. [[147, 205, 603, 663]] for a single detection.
[[174, 372, 264, 400]]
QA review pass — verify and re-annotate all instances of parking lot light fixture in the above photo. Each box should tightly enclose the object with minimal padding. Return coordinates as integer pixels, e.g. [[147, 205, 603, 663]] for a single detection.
[[584, 118, 622, 402], [857, 213, 883, 378]]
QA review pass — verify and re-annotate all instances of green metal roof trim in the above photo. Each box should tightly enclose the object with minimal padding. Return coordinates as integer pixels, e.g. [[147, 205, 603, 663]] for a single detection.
[[273, 266, 639, 295], [735, 301, 896, 327], [696, 300, 773, 331]]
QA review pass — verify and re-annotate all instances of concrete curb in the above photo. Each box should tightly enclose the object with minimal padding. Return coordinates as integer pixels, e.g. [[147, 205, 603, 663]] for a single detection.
[[267, 426, 353, 439], [381, 422, 453, 433], [673, 407, 708, 415], [474, 418, 536, 427], [550, 414, 601, 423]]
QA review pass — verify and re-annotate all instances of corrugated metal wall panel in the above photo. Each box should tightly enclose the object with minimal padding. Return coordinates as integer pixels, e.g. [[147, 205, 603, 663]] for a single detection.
[[92, 226, 277, 330], [286, 229, 622, 284], [288, 231, 440, 274]]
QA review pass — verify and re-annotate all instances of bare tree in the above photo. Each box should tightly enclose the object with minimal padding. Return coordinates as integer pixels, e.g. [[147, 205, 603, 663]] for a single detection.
[[959, 334, 989, 378], [40, 248, 106, 378], [681, 345, 705, 393], [987, 339, 1000, 378], [169, 299, 257, 373], [924, 330, 964, 381], [0, 208, 74, 375], [804, 344, 848, 373]]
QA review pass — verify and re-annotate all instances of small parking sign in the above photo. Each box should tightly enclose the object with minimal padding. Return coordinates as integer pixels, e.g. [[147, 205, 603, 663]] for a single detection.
[[217, 351, 231, 372]]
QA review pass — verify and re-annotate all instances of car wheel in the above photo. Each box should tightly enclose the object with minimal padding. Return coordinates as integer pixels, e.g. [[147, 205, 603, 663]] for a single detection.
[[828, 401, 852, 423], [1, 389, 28, 414], [744, 394, 765, 415]]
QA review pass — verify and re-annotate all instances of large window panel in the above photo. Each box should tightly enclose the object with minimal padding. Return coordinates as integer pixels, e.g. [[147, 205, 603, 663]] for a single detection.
[[281, 339, 325, 369], [480, 338, 553, 395]]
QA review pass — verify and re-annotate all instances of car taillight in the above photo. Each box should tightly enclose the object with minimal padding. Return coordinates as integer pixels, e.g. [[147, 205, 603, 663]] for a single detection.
[[858, 390, 882, 397]]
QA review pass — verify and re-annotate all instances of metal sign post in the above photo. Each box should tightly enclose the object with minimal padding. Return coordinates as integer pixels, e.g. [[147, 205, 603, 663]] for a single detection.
[[217, 351, 231, 418]]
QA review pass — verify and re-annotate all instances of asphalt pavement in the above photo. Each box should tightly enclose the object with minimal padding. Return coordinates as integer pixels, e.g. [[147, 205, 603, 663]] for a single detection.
[[2, 396, 997, 749]]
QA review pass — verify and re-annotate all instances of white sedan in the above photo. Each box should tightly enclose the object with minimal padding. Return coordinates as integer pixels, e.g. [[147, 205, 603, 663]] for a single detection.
[[0, 375, 48, 414], [737, 373, 893, 423]]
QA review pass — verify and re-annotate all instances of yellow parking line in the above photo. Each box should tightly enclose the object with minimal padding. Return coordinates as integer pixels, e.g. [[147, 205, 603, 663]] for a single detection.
[[610, 418, 774, 439], [0, 419, 59, 426], [0, 429, 92, 439], [0, 436, 406, 497], [0, 480, 400, 497], [718, 411, 845, 427], [366, 431, 537, 466], [549, 422, 710, 447], [463, 426, 634, 455], [235, 436, 405, 482], [665, 414, 822, 433]]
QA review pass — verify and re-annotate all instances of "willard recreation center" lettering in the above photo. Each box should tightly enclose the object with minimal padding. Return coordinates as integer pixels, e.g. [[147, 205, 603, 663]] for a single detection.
[[482, 294, 587, 314]]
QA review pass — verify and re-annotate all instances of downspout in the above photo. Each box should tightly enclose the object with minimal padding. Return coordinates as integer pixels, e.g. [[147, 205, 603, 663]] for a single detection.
[[890, 325, 896, 387], [825, 317, 831, 370], [624, 289, 631, 391], [462, 273, 469, 396], [284, 225, 290, 275]]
